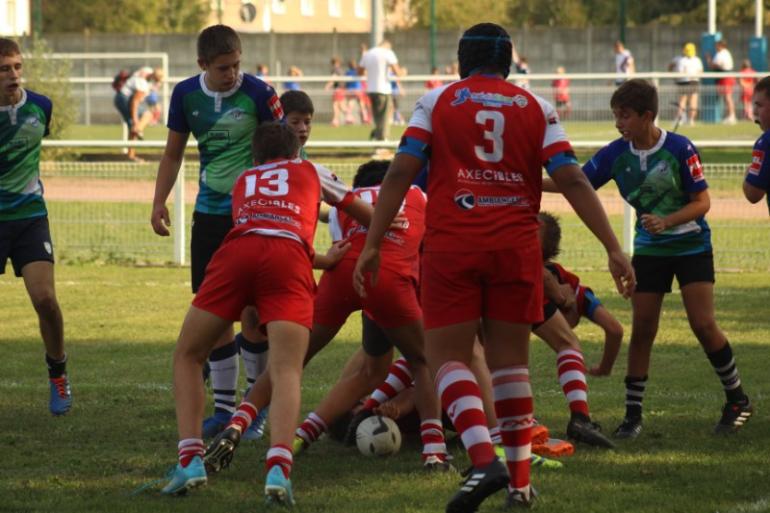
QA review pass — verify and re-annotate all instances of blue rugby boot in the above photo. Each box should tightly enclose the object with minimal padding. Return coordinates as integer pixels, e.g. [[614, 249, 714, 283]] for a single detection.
[[161, 456, 207, 495], [243, 405, 269, 441], [49, 375, 72, 416], [264, 465, 295, 507]]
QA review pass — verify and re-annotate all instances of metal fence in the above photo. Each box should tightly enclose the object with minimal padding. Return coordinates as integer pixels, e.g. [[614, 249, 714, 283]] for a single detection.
[[40, 159, 770, 271]]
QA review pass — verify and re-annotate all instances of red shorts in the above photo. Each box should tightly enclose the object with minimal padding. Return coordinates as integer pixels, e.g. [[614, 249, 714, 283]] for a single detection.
[[421, 245, 543, 330], [193, 235, 315, 330], [717, 76, 735, 95], [314, 258, 421, 329], [332, 88, 345, 102]]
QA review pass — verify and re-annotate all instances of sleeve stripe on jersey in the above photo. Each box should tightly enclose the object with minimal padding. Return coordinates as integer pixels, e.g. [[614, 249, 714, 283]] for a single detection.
[[403, 126, 431, 143], [543, 140, 574, 161], [336, 191, 355, 210]]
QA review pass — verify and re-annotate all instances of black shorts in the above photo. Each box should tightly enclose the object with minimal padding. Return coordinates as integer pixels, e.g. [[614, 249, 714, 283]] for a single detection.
[[190, 211, 233, 293], [361, 312, 394, 357], [532, 300, 558, 330], [0, 216, 55, 277], [632, 252, 715, 294]]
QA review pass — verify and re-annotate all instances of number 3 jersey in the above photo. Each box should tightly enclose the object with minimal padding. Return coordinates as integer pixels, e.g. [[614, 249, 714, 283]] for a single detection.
[[227, 158, 354, 258], [329, 185, 426, 280], [399, 74, 575, 252]]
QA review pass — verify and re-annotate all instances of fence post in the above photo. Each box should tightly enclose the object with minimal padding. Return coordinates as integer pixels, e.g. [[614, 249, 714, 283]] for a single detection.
[[173, 158, 186, 265], [622, 200, 634, 255]]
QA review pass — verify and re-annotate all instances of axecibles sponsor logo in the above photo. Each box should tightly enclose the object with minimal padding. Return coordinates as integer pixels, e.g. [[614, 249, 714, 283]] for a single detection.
[[457, 167, 524, 186]]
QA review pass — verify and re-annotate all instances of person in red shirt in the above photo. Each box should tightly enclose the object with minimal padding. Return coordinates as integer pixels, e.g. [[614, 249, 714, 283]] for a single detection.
[[161, 123, 373, 506], [354, 22, 634, 511], [739, 59, 757, 121], [551, 66, 572, 120]]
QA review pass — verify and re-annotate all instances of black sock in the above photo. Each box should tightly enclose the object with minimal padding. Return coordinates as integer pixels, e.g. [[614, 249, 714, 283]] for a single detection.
[[46, 353, 67, 379], [624, 375, 647, 420], [706, 342, 747, 403]]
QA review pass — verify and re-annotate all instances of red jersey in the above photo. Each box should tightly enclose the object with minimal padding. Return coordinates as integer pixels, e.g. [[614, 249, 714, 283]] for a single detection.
[[552, 78, 571, 102], [403, 75, 574, 252], [228, 158, 354, 258], [329, 184, 426, 279], [545, 262, 590, 315]]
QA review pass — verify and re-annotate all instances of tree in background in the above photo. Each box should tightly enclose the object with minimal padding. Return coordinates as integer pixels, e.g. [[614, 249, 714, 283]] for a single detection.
[[41, 0, 208, 33]]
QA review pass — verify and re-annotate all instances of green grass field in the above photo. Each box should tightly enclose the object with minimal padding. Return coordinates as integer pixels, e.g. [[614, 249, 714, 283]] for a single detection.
[[1, 265, 769, 513]]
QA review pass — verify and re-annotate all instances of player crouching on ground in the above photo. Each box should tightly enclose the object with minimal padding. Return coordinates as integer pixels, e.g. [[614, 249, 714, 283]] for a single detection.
[[161, 123, 370, 506]]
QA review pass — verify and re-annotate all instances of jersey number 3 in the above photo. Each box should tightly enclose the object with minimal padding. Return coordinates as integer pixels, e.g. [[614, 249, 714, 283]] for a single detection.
[[475, 110, 504, 163], [244, 168, 289, 197]]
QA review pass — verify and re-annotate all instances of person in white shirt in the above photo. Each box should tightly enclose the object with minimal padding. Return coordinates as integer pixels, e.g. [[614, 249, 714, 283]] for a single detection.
[[669, 42, 704, 126], [614, 40, 635, 86], [113, 66, 160, 161], [708, 40, 737, 124], [358, 40, 402, 141]]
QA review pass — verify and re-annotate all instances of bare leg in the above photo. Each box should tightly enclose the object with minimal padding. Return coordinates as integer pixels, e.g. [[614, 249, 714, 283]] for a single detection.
[[22, 261, 64, 360]]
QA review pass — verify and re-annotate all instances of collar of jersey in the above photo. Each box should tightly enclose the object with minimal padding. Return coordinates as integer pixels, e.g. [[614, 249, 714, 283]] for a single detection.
[[199, 72, 243, 98], [630, 128, 667, 156], [0, 88, 26, 112]]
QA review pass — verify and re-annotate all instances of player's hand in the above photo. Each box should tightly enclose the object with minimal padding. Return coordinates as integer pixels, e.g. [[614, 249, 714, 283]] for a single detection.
[[151, 204, 171, 236], [374, 402, 400, 420], [324, 240, 351, 269], [607, 249, 635, 299], [353, 245, 381, 298], [389, 213, 409, 231], [640, 213, 667, 234], [557, 283, 575, 311], [588, 364, 612, 377]]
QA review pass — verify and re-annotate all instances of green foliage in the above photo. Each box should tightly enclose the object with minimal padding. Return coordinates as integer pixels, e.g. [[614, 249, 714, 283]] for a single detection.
[[41, 0, 209, 34], [408, 0, 511, 28]]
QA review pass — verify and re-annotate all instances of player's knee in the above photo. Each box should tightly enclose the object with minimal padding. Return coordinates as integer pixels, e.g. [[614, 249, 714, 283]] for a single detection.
[[31, 292, 59, 319], [690, 318, 719, 344], [607, 320, 624, 340]]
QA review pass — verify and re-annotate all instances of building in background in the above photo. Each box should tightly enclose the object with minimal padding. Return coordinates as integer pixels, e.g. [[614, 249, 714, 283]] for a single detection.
[[210, 0, 371, 33], [0, 0, 30, 36]]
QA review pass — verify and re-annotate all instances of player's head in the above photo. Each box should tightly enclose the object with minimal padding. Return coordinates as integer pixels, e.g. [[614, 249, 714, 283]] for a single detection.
[[610, 79, 657, 139], [353, 160, 390, 188], [683, 42, 696, 58], [753, 76, 770, 131], [252, 122, 300, 164], [0, 38, 23, 102], [197, 25, 241, 92], [538, 212, 561, 261], [281, 90, 314, 147], [457, 23, 512, 79]]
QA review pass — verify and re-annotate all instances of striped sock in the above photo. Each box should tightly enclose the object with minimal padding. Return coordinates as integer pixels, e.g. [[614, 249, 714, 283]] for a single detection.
[[363, 357, 412, 410], [209, 341, 239, 416], [556, 349, 590, 417], [437, 361, 495, 468], [178, 438, 205, 467], [237, 333, 269, 391], [45, 353, 68, 379], [266, 444, 293, 478], [489, 425, 502, 445], [296, 412, 328, 444], [227, 401, 258, 433], [492, 366, 533, 495], [420, 419, 448, 461], [706, 342, 747, 403], [624, 375, 647, 419]]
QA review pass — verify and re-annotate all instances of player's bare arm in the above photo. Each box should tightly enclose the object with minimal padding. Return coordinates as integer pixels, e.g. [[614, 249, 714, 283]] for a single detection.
[[151, 129, 189, 236], [551, 163, 636, 297], [742, 179, 766, 204], [313, 240, 351, 270], [640, 189, 710, 234], [587, 306, 624, 377], [543, 268, 573, 310]]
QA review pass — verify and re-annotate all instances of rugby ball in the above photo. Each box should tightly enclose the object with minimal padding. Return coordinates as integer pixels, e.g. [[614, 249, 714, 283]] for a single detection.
[[356, 415, 402, 457]]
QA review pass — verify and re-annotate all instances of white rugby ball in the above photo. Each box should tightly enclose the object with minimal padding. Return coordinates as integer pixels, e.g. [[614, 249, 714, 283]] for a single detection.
[[355, 415, 402, 457]]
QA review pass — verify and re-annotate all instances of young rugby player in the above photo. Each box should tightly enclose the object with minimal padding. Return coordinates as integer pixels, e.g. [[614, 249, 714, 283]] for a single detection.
[[743, 76, 770, 206]]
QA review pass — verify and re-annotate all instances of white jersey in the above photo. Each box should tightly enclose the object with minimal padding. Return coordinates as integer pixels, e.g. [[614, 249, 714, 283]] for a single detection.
[[671, 55, 704, 83], [359, 46, 399, 95]]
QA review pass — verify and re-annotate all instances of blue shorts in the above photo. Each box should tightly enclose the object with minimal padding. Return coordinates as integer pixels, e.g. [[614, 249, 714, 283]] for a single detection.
[[583, 289, 602, 321]]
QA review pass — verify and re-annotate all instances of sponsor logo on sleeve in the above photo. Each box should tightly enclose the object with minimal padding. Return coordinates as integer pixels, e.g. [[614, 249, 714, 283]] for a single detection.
[[748, 149, 765, 176], [268, 94, 284, 120], [686, 154, 704, 182]]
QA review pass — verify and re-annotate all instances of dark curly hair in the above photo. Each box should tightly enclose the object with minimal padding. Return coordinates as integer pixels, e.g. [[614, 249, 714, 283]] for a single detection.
[[538, 211, 561, 261], [353, 160, 390, 188], [458, 23, 512, 79]]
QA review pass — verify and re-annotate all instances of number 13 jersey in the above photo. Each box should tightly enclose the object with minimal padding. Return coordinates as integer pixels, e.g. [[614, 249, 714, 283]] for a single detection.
[[403, 74, 574, 251]]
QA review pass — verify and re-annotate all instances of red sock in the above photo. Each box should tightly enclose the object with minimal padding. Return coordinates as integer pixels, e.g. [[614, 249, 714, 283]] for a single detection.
[[492, 366, 532, 494], [420, 419, 448, 461], [557, 349, 589, 417], [296, 412, 328, 444], [178, 438, 205, 467], [266, 444, 293, 478], [228, 401, 258, 432], [437, 361, 495, 468], [363, 357, 412, 410]]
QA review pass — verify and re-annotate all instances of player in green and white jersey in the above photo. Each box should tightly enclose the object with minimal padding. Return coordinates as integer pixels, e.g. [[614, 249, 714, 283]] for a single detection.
[[0, 38, 72, 416]]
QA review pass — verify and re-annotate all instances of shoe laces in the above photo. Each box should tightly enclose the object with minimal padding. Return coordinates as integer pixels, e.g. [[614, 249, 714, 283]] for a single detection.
[[51, 377, 70, 398]]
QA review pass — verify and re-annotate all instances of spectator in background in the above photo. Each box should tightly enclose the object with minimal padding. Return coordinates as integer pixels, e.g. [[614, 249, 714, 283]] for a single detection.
[[326, 57, 348, 127], [145, 68, 164, 125], [511, 42, 530, 89], [552, 66, 572, 120], [425, 66, 443, 90], [668, 42, 703, 126], [707, 40, 736, 124], [284, 65, 303, 92], [390, 66, 405, 125], [345, 59, 370, 124], [255, 63, 271, 86], [113, 66, 161, 162], [614, 40, 635, 86], [359, 39, 402, 140], [739, 59, 757, 121]]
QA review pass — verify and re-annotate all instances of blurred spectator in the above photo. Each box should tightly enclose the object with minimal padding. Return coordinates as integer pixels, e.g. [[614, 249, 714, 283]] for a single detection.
[[284, 65, 303, 91], [614, 40, 635, 85], [326, 57, 348, 127], [551, 66, 572, 120], [359, 39, 402, 140], [255, 63, 271, 86], [113, 66, 161, 161], [445, 62, 459, 77], [390, 67, 406, 125], [345, 59, 370, 124], [425, 66, 443, 90], [707, 40, 736, 124], [739, 59, 757, 121], [145, 67, 164, 125], [668, 42, 703, 126], [514, 56, 530, 89]]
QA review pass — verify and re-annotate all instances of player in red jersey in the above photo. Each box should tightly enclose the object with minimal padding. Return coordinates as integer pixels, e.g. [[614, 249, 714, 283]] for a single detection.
[[161, 123, 372, 506], [354, 23, 635, 511]]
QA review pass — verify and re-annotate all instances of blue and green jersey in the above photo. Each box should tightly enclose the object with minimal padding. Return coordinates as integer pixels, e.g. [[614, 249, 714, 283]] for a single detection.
[[167, 72, 282, 215], [0, 89, 51, 221], [582, 129, 711, 256]]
